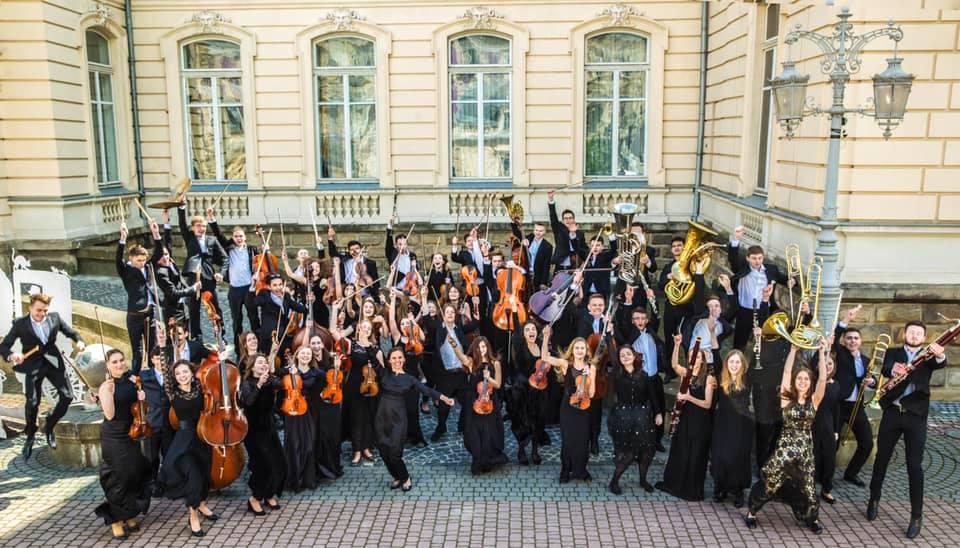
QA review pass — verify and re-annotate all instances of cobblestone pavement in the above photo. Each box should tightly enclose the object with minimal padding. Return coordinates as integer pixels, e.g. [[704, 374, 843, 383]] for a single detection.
[[1, 401, 959, 547]]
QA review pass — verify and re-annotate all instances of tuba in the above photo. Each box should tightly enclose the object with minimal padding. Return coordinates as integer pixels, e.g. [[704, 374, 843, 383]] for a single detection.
[[500, 195, 524, 223], [148, 177, 191, 209], [664, 221, 723, 305], [773, 249, 824, 350], [610, 203, 644, 284]]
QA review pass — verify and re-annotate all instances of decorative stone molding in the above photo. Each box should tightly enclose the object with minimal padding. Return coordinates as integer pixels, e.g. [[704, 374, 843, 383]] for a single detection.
[[189, 10, 232, 33], [316, 194, 381, 220], [448, 194, 501, 217], [186, 194, 249, 220], [87, 2, 111, 26], [324, 8, 366, 31], [462, 6, 504, 30], [599, 4, 642, 27], [738, 210, 764, 246], [101, 200, 128, 224], [581, 193, 648, 216]]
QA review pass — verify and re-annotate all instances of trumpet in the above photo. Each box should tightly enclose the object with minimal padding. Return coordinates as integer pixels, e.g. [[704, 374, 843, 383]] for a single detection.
[[840, 334, 891, 446]]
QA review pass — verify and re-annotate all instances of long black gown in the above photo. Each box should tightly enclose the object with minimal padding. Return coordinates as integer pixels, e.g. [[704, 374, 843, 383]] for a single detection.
[[656, 378, 713, 501], [343, 342, 379, 453], [311, 361, 343, 480], [710, 384, 754, 497], [95, 373, 152, 525], [462, 362, 508, 474], [559, 366, 592, 480], [239, 376, 286, 501], [813, 381, 840, 493], [375, 370, 443, 482], [283, 367, 320, 492], [506, 335, 548, 455], [607, 361, 660, 489], [156, 384, 211, 509]]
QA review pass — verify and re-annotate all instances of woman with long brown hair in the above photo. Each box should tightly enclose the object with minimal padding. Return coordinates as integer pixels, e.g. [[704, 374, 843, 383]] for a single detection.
[[710, 349, 753, 506], [238, 353, 286, 514], [606, 344, 662, 495], [461, 336, 508, 475]]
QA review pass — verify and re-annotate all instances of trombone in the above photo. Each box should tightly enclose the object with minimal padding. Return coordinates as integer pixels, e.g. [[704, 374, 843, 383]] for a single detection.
[[772, 247, 824, 350], [840, 333, 892, 446]]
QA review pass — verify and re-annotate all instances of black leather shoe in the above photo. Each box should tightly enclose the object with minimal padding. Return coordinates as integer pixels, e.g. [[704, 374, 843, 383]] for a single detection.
[[608, 480, 622, 495], [199, 511, 218, 521], [843, 474, 866, 487], [744, 515, 758, 529], [713, 490, 726, 503], [733, 492, 744, 508], [430, 429, 446, 442], [517, 446, 529, 466], [531, 444, 542, 466], [906, 517, 922, 539], [655, 442, 666, 453], [22, 435, 35, 461], [45, 429, 57, 450], [246, 501, 266, 516], [866, 499, 879, 521]]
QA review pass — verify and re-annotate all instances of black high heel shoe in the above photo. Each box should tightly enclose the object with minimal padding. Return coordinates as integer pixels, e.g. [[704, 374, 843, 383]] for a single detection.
[[189, 518, 205, 538], [247, 500, 266, 516], [199, 510, 219, 521], [264, 499, 281, 511], [401, 480, 413, 492]]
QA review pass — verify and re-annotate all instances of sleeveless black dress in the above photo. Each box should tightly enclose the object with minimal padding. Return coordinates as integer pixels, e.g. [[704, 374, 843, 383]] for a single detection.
[[311, 361, 344, 480], [239, 376, 287, 500], [95, 373, 152, 524], [656, 378, 713, 501], [462, 362, 508, 474], [813, 381, 841, 491], [710, 385, 754, 494], [506, 336, 548, 446], [559, 366, 592, 480], [343, 342, 379, 452], [283, 367, 320, 492], [156, 385, 211, 508]]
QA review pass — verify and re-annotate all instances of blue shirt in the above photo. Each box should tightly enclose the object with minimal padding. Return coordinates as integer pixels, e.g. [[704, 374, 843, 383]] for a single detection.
[[440, 327, 462, 371], [228, 246, 252, 287], [528, 238, 541, 266], [847, 352, 864, 402], [631, 331, 658, 377]]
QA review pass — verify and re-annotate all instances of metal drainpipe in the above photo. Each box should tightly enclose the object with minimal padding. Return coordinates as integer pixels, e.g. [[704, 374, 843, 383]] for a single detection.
[[691, 0, 709, 220], [124, 0, 146, 214]]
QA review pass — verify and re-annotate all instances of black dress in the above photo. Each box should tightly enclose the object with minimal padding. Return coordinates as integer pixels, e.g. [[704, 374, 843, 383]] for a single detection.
[[239, 376, 286, 500], [656, 378, 713, 501], [375, 371, 443, 482], [506, 335, 548, 450], [283, 367, 320, 492], [710, 385, 754, 496], [156, 385, 211, 509], [311, 361, 343, 480], [813, 381, 840, 493], [343, 342, 379, 453], [607, 363, 659, 459], [95, 374, 152, 525], [559, 366, 592, 480], [462, 363, 508, 474]]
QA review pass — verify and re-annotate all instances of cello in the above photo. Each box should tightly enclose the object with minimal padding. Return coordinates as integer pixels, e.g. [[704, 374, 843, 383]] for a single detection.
[[492, 263, 526, 332]]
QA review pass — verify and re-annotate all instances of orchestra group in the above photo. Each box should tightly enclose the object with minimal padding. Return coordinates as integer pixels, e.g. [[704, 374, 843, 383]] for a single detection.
[[1, 188, 955, 542]]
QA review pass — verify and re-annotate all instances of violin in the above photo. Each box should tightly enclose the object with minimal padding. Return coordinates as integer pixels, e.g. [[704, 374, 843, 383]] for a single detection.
[[460, 265, 480, 298], [334, 338, 352, 373], [280, 363, 309, 416], [492, 264, 526, 331], [402, 263, 421, 298], [403, 323, 424, 355], [128, 376, 153, 441], [251, 224, 279, 294], [568, 367, 592, 410], [321, 354, 344, 404], [528, 359, 550, 391], [359, 362, 379, 397], [473, 372, 494, 415]]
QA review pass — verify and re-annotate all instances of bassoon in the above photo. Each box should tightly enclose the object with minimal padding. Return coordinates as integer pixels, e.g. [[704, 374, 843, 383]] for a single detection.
[[669, 336, 701, 437]]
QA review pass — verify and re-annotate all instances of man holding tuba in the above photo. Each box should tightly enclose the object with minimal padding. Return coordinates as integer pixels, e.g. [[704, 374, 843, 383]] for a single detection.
[[727, 226, 791, 351]]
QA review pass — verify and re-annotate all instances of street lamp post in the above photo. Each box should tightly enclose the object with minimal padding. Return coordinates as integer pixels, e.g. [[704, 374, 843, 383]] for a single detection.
[[769, 7, 914, 330]]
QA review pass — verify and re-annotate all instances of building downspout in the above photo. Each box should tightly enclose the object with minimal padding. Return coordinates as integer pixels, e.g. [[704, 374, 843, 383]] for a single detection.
[[124, 0, 146, 211], [691, 0, 709, 220]]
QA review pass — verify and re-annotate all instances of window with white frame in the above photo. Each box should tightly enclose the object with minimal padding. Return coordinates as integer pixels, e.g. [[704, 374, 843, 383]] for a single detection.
[[86, 30, 120, 186], [449, 34, 511, 180], [314, 36, 377, 181], [584, 32, 648, 179], [756, 4, 780, 193], [181, 39, 245, 182]]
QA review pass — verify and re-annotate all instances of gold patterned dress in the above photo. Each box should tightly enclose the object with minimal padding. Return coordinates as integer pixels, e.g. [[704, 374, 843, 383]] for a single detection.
[[747, 399, 819, 525]]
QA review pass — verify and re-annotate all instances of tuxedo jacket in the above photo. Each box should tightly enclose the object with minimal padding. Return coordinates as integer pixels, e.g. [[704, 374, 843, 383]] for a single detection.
[[878, 345, 947, 416], [327, 240, 381, 300], [385, 227, 418, 279], [614, 318, 668, 375], [0, 313, 83, 375], [155, 263, 194, 321], [581, 249, 616, 297], [509, 221, 554, 290], [255, 289, 308, 337], [726, 242, 788, 312], [116, 239, 164, 312], [139, 367, 170, 430], [548, 201, 588, 267], [177, 207, 227, 282], [209, 221, 260, 287], [832, 323, 872, 401]]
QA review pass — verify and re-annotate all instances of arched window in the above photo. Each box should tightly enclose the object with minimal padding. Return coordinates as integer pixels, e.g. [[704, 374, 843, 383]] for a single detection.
[[181, 39, 245, 181], [449, 34, 511, 179], [86, 30, 119, 185], [584, 32, 648, 178], [314, 36, 377, 180]]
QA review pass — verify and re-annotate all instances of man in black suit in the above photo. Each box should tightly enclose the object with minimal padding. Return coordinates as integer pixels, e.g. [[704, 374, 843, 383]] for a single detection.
[[327, 225, 381, 302], [207, 207, 260, 349], [140, 346, 171, 478], [727, 225, 790, 350], [255, 274, 309, 355], [658, 235, 693, 368], [547, 189, 587, 274], [510, 220, 553, 291], [832, 306, 875, 487], [167, 321, 210, 366], [868, 321, 948, 539], [581, 236, 616, 298], [154, 243, 198, 326], [117, 219, 163, 372], [177, 205, 227, 339], [385, 214, 418, 292], [615, 287, 667, 450], [0, 293, 85, 460]]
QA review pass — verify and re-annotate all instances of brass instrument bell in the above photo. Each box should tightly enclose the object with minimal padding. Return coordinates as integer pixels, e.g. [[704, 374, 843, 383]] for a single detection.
[[664, 221, 723, 306], [148, 177, 192, 209], [499, 195, 524, 223]]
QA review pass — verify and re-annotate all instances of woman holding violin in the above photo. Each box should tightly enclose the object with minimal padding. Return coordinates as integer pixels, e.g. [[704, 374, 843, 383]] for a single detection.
[[95, 349, 152, 540], [506, 319, 549, 466], [237, 330, 261, 373], [238, 354, 286, 515], [333, 316, 383, 466], [308, 335, 345, 480], [388, 289, 428, 447], [538, 326, 597, 483], [155, 359, 217, 538], [375, 347, 455, 492], [461, 336, 508, 475], [281, 346, 321, 492]]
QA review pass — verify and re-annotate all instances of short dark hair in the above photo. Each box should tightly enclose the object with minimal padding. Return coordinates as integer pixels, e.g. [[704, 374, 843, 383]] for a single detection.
[[746, 245, 764, 257], [631, 307, 648, 317], [29, 293, 52, 306], [904, 320, 926, 333], [844, 327, 861, 337], [395, 233, 407, 242], [490, 248, 504, 259], [347, 240, 362, 249], [266, 273, 283, 285], [671, 235, 685, 245], [561, 209, 575, 219], [533, 221, 546, 228], [590, 235, 605, 245], [588, 293, 605, 304]]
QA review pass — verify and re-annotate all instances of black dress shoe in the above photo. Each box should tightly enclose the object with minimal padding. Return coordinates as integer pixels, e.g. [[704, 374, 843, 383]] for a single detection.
[[247, 501, 266, 516], [530, 445, 542, 466], [22, 435, 35, 461], [263, 499, 281, 511], [809, 521, 824, 535], [820, 491, 835, 505], [906, 517, 922, 539], [733, 492, 744, 508], [843, 474, 866, 487], [45, 429, 57, 450], [655, 442, 666, 453], [744, 515, 758, 529], [639, 480, 655, 493], [866, 499, 879, 521], [608, 480, 623, 495], [517, 446, 529, 466], [199, 511, 218, 521], [559, 473, 570, 484], [713, 490, 726, 503], [190, 526, 205, 538], [430, 429, 446, 442]]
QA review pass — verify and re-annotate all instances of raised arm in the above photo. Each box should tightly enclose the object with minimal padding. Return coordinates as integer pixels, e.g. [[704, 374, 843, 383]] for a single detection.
[[671, 333, 687, 377], [387, 290, 401, 341], [780, 344, 799, 404], [281, 248, 306, 284], [813, 338, 828, 409]]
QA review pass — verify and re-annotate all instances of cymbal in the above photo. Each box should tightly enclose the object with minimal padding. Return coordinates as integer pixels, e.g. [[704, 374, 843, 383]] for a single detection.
[[147, 198, 187, 209]]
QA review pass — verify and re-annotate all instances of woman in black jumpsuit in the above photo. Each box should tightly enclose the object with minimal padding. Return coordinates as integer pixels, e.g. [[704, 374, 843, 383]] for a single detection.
[[239, 354, 286, 514]]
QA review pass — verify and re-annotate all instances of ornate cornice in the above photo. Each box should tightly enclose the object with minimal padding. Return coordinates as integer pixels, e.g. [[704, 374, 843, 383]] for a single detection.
[[462, 6, 503, 30], [86, 2, 111, 27], [599, 4, 641, 27], [188, 10, 232, 33], [324, 8, 366, 31]]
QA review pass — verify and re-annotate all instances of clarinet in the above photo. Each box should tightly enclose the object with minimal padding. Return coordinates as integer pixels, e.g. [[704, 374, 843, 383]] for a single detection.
[[752, 298, 761, 354]]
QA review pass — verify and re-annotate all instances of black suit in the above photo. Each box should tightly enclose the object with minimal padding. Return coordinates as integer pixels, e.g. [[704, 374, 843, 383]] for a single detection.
[[0, 313, 84, 437], [209, 221, 261, 345], [168, 339, 211, 366], [509, 222, 554, 291], [433, 322, 474, 436], [255, 289, 308, 354], [177, 207, 227, 338], [117, 239, 163, 371], [328, 240, 381, 302], [581, 249, 615, 298], [870, 346, 947, 520], [154, 263, 193, 324], [658, 258, 696, 363], [139, 367, 172, 478], [726, 242, 788, 350], [547, 201, 587, 270], [833, 323, 875, 480], [385, 227, 418, 287]]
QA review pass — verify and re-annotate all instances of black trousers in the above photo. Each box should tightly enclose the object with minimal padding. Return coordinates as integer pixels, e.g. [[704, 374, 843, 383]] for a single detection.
[[24, 361, 73, 437], [144, 426, 173, 479], [378, 443, 409, 482], [733, 307, 754, 351], [227, 286, 259, 347], [870, 407, 927, 519], [589, 398, 603, 444], [838, 400, 873, 478], [753, 383, 783, 468], [187, 279, 220, 339], [125, 310, 152, 374]]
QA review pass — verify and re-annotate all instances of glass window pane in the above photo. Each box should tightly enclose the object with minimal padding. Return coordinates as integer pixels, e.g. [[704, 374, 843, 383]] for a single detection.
[[349, 75, 375, 102], [183, 40, 241, 70], [765, 5, 780, 40], [186, 77, 213, 103], [101, 103, 119, 181], [758, 89, 772, 189], [762, 48, 776, 84], [451, 73, 477, 101], [315, 37, 375, 68], [483, 103, 510, 177], [585, 101, 613, 176], [483, 73, 509, 101], [586, 71, 613, 99], [218, 77, 243, 103], [318, 75, 344, 103], [619, 71, 646, 99], [98, 72, 113, 102], [318, 105, 346, 178], [449, 35, 510, 65], [220, 106, 245, 180], [89, 72, 99, 101], [350, 104, 377, 178], [451, 103, 478, 177], [586, 33, 648, 64], [188, 107, 217, 179], [618, 100, 645, 176], [86, 31, 110, 65], [90, 104, 105, 182]]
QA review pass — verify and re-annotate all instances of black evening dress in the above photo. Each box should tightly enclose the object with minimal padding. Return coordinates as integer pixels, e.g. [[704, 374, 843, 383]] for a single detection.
[[375, 370, 443, 482], [559, 366, 592, 480], [462, 362, 508, 474], [156, 384, 211, 509], [813, 381, 841, 493], [283, 367, 320, 492], [748, 399, 820, 526], [607, 361, 660, 487], [656, 379, 713, 501], [239, 376, 287, 501], [710, 384, 754, 497], [506, 335, 548, 453], [311, 361, 344, 480], [343, 342, 379, 453], [95, 373, 152, 525]]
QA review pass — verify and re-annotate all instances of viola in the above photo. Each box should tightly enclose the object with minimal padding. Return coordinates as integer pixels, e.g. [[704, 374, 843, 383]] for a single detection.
[[402, 262, 421, 298], [359, 363, 379, 397], [251, 224, 279, 294], [334, 338, 353, 373], [568, 367, 592, 410], [473, 373, 494, 415], [321, 356, 344, 404], [128, 376, 153, 441], [528, 358, 550, 391], [460, 265, 480, 298], [528, 272, 575, 323], [280, 366, 309, 416], [492, 265, 526, 331]]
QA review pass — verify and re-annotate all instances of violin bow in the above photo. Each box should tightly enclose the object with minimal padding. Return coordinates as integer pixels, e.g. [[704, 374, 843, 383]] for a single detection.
[[208, 180, 233, 211], [277, 208, 286, 251], [93, 305, 107, 349], [309, 210, 320, 245]]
